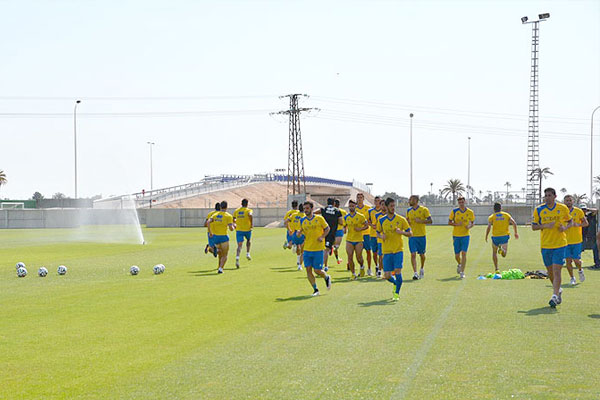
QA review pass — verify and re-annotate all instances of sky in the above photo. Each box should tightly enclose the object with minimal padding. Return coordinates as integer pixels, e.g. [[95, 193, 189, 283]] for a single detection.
[[0, 0, 599, 201]]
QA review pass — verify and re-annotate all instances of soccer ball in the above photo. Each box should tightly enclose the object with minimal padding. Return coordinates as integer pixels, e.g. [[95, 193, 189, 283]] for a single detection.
[[38, 267, 48, 277], [57, 265, 67, 275], [130, 265, 140, 275], [16, 262, 25, 270], [17, 267, 27, 277], [153, 264, 162, 275], [158, 264, 165, 273]]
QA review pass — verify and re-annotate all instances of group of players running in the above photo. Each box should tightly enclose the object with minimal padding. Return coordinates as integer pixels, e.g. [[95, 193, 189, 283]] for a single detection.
[[205, 187, 589, 307]]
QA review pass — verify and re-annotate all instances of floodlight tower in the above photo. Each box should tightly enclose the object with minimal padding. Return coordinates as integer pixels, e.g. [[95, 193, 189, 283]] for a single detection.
[[521, 13, 550, 206], [271, 94, 319, 195]]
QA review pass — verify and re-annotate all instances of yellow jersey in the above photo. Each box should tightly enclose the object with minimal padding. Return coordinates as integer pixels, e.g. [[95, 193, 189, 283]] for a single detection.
[[375, 210, 386, 243], [488, 211, 511, 237], [338, 209, 347, 230], [406, 205, 431, 237], [368, 207, 382, 237], [206, 210, 218, 226], [300, 214, 329, 251], [377, 213, 411, 254], [210, 211, 234, 236], [290, 211, 305, 231], [284, 209, 298, 230], [344, 212, 367, 242], [233, 207, 253, 232], [566, 207, 585, 245], [533, 202, 571, 249], [449, 207, 475, 237], [356, 204, 371, 235]]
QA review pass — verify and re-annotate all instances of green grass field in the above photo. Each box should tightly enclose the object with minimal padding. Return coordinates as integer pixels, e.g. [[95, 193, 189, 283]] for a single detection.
[[2, 226, 599, 399]]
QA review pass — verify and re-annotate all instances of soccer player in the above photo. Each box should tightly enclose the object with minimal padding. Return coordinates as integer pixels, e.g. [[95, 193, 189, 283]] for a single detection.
[[233, 198, 253, 269], [207, 201, 235, 274], [289, 202, 306, 270], [319, 198, 344, 271], [374, 202, 388, 278], [367, 196, 383, 277], [564, 195, 588, 285], [356, 193, 372, 276], [406, 195, 432, 280], [532, 188, 572, 308], [298, 201, 332, 296], [283, 200, 299, 250], [377, 198, 412, 301], [448, 197, 475, 279], [333, 198, 347, 265], [485, 202, 519, 273], [204, 202, 221, 258], [344, 199, 368, 279]]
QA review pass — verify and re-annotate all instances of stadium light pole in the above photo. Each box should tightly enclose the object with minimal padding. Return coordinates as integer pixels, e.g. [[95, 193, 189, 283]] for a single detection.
[[467, 137, 471, 202], [591, 106, 600, 202], [73, 99, 81, 199], [147, 141, 155, 191], [409, 113, 414, 195]]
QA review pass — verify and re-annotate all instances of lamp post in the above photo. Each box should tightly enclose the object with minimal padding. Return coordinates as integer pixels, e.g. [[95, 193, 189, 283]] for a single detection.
[[591, 106, 600, 202], [467, 137, 471, 202], [147, 142, 155, 191], [409, 113, 414, 195], [74, 99, 81, 198]]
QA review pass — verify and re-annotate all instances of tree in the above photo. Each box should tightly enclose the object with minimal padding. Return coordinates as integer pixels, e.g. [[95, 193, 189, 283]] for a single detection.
[[32, 192, 44, 200], [530, 167, 553, 202], [52, 192, 66, 200], [572, 193, 587, 205], [504, 182, 511, 203], [381, 192, 408, 205], [560, 188, 567, 197], [440, 179, 465, 205], [0, 170, 6, 194]]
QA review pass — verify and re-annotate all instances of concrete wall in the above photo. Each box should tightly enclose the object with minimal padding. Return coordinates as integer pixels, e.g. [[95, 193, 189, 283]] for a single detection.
[[0, 209, 141, 229], [426, 205, 533, 225], [144, 208, 288, 228]]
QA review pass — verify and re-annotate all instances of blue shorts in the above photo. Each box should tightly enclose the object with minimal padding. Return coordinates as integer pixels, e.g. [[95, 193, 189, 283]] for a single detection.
[[409, 236, 427, 254], [335, 229, 344, 238], [292, 234, 305, 245], [370, 237, 378, 251], [212, 235, 229, 245], [207, 233, 215, 247], [304, 250, 324, 269], [491, 235, 509, 246], [286, 231, 293, 243], [363, 235, 372, 251], [453, 236, 470, 254], [565, 243, 582, 260], [377, 243, 382, 256], [382, 251, 403, 272], [347, 241, 361, 246], [541, 247, 566, 267], [236, 230, 252, 243]]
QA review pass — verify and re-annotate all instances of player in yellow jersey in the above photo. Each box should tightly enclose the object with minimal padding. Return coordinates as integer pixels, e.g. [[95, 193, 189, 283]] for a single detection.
[[406, 195, 432, 280], [283, 200, 299, 250], [448, 197, 475, 279], [485, 203, 518, 273], [298, 201, 332, 296], [563, 195, 588, 285], [367, 196, 382, 277], [333, 198, 347, 265], [532, 188, 572, 308], [289, 202, 306, 270], [207, 201, 236, 274], [377, 198, 412, 301], [233, 199, 253, 269], [356, 193, 372, 276], [344, 199, 368, 280], [204, 202, 221, 257], [374, 202, 387, 278]]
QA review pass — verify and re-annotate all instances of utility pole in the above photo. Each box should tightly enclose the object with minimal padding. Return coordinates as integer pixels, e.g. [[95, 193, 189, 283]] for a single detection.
[[271, 94, 319, 195]]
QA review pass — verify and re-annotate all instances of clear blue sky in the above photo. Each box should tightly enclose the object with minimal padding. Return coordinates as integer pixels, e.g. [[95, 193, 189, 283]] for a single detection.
[[1, 0, 599, 200]]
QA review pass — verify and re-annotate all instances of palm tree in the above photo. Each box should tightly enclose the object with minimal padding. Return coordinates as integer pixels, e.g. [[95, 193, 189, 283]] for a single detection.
[[560, 188, 567, 197], [572, 193, 587, 205], [530, 167, 553, 202], [504, 182, 511, 203], [441, 179, 465, 205], [0, 170, 6, 195]]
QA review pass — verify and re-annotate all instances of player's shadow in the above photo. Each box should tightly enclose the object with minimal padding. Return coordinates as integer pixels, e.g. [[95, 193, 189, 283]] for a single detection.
[[332, 276, 382, 284], [437, 277, 461, 282], [188, 268, 237, 276], [588, 314, 600, 319], [517, 307, 558, 316], [270, 267, 299, 273], [275, 295, 314, 302], [357, 299, 394, 307]]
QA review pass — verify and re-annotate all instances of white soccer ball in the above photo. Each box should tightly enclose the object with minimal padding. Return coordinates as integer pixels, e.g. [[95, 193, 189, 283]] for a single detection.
[[130, 265, 140, 275], [153, 264, 162, 275], [38, 267, 48, 277], [158, 264, 165, 273], [16, 262, 25, 270], [57, 265, 67, 275], [17, 267, 27, 277]]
